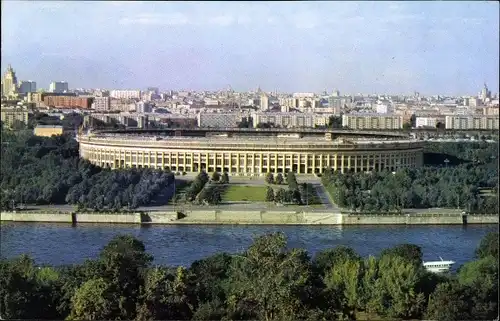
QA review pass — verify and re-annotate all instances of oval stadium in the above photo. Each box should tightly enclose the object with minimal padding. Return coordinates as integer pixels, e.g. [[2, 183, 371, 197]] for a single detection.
[[77, 128, 424, 176]]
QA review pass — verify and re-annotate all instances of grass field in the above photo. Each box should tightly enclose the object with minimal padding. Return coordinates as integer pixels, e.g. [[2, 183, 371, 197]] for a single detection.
[[222, 185, 268, 202]]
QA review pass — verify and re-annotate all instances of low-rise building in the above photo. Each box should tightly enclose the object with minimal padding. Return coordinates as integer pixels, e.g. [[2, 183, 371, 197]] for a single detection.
[[1, 107, 32, 128], [197, 113, 243, 128], [43, 95, 93, 109], [34, 125, 65, 137], [110, 90, 141, 100], [415, 116, 445, 128], [445, 115, 499, 130], [92, 96, 111, 111], [252, 112, 315, 128], [342, 113, 404, 130]]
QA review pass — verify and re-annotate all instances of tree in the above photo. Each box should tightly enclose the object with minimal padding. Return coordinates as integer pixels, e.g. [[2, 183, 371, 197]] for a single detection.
[[402, 122, 412, 130], [313, 246, 361, 276], [379, 244, 423, 268], [226, 233, 313, 321], [275, 173, 284, 185], [425, 281, 472, 321], [211, 172, 221, 182], [98, 235, 153, 319], [275, 188, 286, 204], [265, 172, 274, 184], [221, 172, 229, 184], [265, 187, 275, 202], [67, 278, 113, 320], [475, 232, 498, 259]]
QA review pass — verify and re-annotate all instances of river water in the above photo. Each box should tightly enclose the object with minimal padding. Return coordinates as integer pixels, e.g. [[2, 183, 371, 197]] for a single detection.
[[1, 223, 497, 268]]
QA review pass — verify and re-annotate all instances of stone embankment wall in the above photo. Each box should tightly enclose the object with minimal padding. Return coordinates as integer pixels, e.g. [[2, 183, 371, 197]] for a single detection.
[[0, 211, 498, 225]]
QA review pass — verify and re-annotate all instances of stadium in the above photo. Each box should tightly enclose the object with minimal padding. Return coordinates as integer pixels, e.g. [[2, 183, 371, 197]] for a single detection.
[[77, 128, 424, 176]]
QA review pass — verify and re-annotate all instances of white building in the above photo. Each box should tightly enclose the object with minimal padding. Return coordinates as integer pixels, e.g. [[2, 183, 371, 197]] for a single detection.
[[415, 116, 444, 128], [260, 94, 269, 111], [375, 103, 393, 114], [110, 90, 141, 99], [92, 97, 111, 111], [49, 81, 69, 93]]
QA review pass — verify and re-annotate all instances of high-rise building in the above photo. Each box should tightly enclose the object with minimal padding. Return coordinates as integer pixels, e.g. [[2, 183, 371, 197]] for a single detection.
[[18, 81, 37, 94], [480, 83, 491, 102], [49, 81, 69, 93], [136, 101, 152, 113], [260, 93, 269, 111], [1, 64, 18, 97]]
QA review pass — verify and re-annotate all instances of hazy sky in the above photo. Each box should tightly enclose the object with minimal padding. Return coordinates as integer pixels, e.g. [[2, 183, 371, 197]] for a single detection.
[[1, 1, 499, 95]]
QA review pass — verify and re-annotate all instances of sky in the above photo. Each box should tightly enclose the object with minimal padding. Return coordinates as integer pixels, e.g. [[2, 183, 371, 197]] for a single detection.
[[1, 1, 499, 95]]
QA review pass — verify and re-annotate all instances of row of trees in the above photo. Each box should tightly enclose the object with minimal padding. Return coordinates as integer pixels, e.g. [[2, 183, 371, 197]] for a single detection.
[[322, 166, 498, 213], [265, 172, 312, 205], [1, 232, 497, 320], [0, 129, 175, 211], [321, 142, 498, 213]]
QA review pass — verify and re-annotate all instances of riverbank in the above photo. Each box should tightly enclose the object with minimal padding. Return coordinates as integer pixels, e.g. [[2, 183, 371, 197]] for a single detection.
[[1, 210, 498, 225]]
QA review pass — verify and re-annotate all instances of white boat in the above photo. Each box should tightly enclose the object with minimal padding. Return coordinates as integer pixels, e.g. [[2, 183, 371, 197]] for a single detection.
[[423, 257, 455, 273]]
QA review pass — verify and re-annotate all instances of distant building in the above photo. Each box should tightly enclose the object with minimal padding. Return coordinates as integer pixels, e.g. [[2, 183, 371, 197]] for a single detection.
[[197, 113, 243, 128], [260, 94, 269, 111], [1, 107, 32, 128], [136, 101, 152, 113], [92, 96, 111, 111], [415, 116, 445, 128], [252, 112, 314, 128], [49, 81, 69, 93], [110, 90, 141, 99], [445, 115, 499, 130], [34, 125, 65, 137], [1, 64, 18, 97], [43, 95, 93, 109], [342, 114, 404, 130], [18, 80, 37, 94]]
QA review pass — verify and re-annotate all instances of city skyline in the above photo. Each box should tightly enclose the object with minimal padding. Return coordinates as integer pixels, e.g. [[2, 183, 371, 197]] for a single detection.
[[1, 1, 499, 95]]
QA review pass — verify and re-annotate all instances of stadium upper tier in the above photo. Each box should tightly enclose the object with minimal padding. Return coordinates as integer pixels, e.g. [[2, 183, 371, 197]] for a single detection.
[[78, 129, 424, 175]]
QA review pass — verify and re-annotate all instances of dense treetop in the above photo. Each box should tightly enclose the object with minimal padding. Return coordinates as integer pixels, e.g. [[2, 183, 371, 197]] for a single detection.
[[0, 232, 497, 320]]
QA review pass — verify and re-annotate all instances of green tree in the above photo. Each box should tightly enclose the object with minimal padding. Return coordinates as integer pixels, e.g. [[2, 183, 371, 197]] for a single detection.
[[265, 172, 274, 184], [379, 243, 423, 267], [211, 172, 221, 182], [475, 232, 499, 259], [98, 235, 153, 319], [313, 246, 361, 277], [372, 255, 426, 319], [425, 281, 472, 321], [275, 173, 284, 185], [265, 187, 275, 202], [226, 233, 313, 321], [275, 188, 286, 204], [220, 172, 229, 184], [67, 278, 113, 320]]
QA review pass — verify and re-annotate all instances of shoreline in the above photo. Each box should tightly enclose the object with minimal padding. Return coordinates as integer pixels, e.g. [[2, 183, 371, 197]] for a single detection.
[[1, 210, 498, 225]]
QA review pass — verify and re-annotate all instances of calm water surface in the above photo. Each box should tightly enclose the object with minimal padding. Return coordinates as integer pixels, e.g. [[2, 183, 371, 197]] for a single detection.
[[1, 223, 497, 268]]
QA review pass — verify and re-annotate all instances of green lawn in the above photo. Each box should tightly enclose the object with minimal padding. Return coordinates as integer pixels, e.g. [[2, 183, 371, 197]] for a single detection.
[[222, 185, 268, 202]]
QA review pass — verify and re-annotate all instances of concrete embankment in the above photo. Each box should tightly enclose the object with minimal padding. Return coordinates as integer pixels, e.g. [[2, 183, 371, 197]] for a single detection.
[[0, 211, 498, 225]]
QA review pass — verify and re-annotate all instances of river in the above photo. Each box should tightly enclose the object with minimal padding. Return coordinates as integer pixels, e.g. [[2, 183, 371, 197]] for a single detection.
[[0, 222, 497, 268]]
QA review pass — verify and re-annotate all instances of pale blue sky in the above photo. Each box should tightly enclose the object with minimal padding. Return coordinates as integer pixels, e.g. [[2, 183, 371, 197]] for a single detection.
[[1, 1, 498, 95]]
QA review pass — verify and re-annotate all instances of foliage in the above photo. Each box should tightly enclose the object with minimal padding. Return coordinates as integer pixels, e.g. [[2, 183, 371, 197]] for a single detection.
[[322, 163, 498, 213], [265, 172, 274, 184], [474, 231, 499, 259], [275, 173, 284, 185], [0, 233, 497, 320], [0, 130, 175, 210], [266, 187, 275, 202]]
